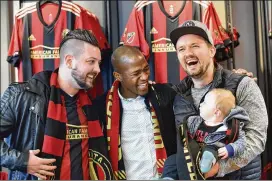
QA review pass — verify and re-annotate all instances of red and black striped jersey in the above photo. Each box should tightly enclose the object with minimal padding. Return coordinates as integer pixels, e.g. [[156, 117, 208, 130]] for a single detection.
[[7, 1, 85, 82], [7, 1, 110, 97], [60, 91, 89, 180], [80, 8, 111, 98], [120, 1, 199, 84]]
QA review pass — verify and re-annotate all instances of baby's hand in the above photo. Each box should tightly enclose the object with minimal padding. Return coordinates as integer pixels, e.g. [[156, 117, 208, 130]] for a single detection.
[[218, 147, 228, 159]]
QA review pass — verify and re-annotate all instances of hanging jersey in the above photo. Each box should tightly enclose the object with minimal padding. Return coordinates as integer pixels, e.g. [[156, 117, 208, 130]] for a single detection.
[[120, 1, 199, 84], [7, 1, 109, 97], [7, 1, 85, 82], [81, 8, 112, 97]]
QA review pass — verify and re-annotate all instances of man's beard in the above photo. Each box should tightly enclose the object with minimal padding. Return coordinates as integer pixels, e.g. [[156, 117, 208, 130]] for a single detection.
[[71, 69, 91, 89], [186, 61, 210, 79]]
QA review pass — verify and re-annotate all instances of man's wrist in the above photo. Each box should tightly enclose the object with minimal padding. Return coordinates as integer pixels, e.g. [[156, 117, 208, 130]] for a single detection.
[[17, 151, 30, 172], [225, 145, 234, 157]]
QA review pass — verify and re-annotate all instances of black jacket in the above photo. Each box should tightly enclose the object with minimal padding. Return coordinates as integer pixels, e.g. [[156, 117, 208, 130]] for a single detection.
[[0, 71, 52, 180], [93, 83, 177, 157]]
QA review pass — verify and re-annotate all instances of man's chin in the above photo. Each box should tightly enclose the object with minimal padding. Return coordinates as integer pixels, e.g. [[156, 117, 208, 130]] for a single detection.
[[77, 82, 93, 90], [138, 89, 149, 96], [186, 70, 202, 78], [83, 86, 92, 90], [84, 84, 93, 90]]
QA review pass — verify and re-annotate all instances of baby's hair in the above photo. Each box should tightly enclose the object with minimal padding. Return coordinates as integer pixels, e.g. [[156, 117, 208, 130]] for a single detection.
[[208, 88, 235, 117]]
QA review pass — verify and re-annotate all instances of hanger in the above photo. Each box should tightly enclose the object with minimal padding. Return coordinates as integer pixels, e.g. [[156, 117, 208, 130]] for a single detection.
[[135, 1, 156, 11], [39, 0, 61, 6], [193, 0, 210, 9]]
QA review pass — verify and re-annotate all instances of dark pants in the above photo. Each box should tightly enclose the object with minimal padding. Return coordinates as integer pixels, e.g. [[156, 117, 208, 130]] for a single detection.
[[162, 154, 179, 180]]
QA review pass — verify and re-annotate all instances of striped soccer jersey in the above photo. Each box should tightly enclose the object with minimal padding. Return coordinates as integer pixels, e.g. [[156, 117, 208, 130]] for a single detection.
[[7, 1, 110, 97], [121, 1, 199, 84]]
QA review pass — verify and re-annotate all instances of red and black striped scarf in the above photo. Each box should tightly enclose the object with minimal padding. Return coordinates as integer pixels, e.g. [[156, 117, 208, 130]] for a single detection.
[[41, 69, 114, 180], [106, 80, 167, 179]]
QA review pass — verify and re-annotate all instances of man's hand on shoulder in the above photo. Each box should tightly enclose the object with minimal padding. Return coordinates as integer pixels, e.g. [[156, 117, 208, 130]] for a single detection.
[[148, 80, 156, 85], [232, 68, 257, 81], [27, 149, 56, 180]]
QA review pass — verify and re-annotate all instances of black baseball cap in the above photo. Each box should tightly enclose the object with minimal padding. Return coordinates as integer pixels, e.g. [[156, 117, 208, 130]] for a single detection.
[[170, 20, 214, 47]]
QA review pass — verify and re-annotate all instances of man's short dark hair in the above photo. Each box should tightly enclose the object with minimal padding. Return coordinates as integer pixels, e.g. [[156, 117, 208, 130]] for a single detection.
[[59, 29, 100, 65]]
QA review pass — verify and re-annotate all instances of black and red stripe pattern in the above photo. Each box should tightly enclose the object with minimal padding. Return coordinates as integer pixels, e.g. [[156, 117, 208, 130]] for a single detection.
[[121, 1, 195, 85], [41, 69, 114, 180]]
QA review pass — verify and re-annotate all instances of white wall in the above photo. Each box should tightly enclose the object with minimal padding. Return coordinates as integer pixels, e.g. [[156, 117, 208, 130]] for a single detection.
[[232, 1, 257, 75], [75, 1, 105, 27], [1, 1, 19, 95], [1, 1, 10, 95]]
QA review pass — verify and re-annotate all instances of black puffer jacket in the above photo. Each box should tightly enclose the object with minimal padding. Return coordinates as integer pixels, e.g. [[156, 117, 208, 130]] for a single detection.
[[0, 71, 52, 180]]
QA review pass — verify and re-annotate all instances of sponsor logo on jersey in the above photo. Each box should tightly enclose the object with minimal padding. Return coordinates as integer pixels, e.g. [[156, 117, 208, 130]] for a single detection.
[[151, 38, 176, 52], [28, 34, 36, 41], [150, 27, 158, 34], [66, 124, 88, 140], [126, 32, 136, 44], [30, 45, 59, 59]]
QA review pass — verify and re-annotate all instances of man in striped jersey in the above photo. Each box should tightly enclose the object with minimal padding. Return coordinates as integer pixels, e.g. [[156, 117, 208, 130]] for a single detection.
[[1, 29, 111, 180], [7, 0, 109, 98]]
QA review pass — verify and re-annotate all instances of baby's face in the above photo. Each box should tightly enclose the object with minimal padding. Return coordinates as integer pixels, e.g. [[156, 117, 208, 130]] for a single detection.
[[199, 92, 218, 122]]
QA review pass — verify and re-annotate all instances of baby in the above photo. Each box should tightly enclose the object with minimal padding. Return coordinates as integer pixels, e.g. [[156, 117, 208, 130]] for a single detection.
[[187, 88, 249, 173]]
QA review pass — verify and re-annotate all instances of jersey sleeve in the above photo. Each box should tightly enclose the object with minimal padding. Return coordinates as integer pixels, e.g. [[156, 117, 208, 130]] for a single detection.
[[120, 7, 150, 59], [7, 17, 22, 67], [80, 9, 112, 96], [81, 10, 110, 50]]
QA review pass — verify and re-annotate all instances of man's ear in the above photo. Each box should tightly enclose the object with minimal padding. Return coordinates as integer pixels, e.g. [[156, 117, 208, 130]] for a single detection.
[[65, 55, 74, 69], [209, 46, 216, 58], [113, 71, 122, 81]]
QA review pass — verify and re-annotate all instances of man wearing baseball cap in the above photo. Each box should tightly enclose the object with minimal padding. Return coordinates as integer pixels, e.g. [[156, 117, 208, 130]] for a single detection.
[[165, 20, 268, 180]]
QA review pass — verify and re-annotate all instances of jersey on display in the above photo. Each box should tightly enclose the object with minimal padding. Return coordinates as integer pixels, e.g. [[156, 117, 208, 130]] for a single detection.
[[120, 1, 199, 84], [8, 1, 84, 81], [7, 1, 110, 97], [80, 8, 111, 97]]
